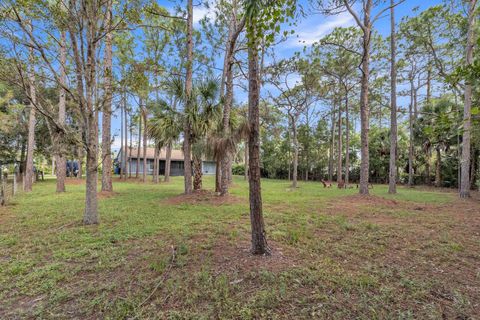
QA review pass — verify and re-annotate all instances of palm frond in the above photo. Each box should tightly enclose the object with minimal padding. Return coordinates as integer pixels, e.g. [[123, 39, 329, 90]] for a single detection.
[[207, 121, 250, 161]]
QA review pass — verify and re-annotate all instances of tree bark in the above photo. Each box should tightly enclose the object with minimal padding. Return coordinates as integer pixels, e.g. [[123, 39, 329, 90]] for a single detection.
[[345, 93, 350, 186], [124, 90, 129, 179], [136, 113, 141, 178], [84, 57, 99, 220], [101, 2, 113, 192], [388, 0, 398, 194], [359, 18, 371, 195], [413, 85, 418, 120], [128, 111, 133, 178], [227, 156, 233, 184], [183, 0, 193, 194], [84, 123, 98, 225], [20, 138, 26, 175], [291, 114, 299, 188], [193, 155, 202, 191], [164, 143, 172, 182], [220, 19, 234, 196], [65, 2, 104, 227], [220, 14, 245, 195], [142, 103, 147, 182], [248, 44, 269, 255], [153, 144, 159, 183], [24, 23, 36, 192], [56, 30, 67, 193], [426, 63, 432, 105], [460, 0, 477, 198], [120, 87, 124, 179], [337, 99, 342, 184]]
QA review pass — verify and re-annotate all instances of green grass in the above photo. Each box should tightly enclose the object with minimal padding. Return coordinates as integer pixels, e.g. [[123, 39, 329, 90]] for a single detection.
[[0, 176, 478, 319]]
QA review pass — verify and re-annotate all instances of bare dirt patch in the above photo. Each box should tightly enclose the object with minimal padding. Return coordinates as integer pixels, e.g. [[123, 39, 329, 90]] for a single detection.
[[65, 178, 85, 185], [325, 194, 436, 220], [97, 191, 119, 199], [202, 236, 302, 275], [0, 206, 15, 225], [163, 190, 246, 206]]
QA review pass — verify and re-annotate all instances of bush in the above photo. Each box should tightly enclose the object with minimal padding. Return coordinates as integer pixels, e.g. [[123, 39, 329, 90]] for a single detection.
[[232, 164, 245, 176]]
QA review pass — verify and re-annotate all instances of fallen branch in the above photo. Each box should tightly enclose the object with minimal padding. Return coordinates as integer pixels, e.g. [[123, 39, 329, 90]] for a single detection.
[[135, 245, 177, 312]]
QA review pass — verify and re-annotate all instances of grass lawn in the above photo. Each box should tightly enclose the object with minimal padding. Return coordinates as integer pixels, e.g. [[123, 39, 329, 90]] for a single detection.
[[0, 176, 479, 319]]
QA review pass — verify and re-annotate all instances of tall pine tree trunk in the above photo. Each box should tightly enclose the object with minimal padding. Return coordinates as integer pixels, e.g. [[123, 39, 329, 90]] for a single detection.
[[124, 91, 129, 179], [56, 30, 67, 193], [248, 44, 269, 255], [136, 113, 141, 178], [84, 118, 99, 224], [220, 62, 232, 194], [25, 23, 36, 192], [220, 19, 234, 196], [69, 4, 100, 225], [142, 104, 147, 182], [120, 87, 124, 179], [291, 115, 298, 188], [460, 0, 477, 198], [359, 21, 371, 195], [388, 0, 398, 194], [183, 0, 193, 194], [101, 3, 113, 192], [345, 94, 350, 186], [337, 100, 342, 184], [220, 15, 245, 194], [129, 113, 133, 178]]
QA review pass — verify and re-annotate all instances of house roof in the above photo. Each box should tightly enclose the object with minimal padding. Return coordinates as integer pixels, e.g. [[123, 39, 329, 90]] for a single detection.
[[117, 147, 215, 162], [124, 147, 185, 161]]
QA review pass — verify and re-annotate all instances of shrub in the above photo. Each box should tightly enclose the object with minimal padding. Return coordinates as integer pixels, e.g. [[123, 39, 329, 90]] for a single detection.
[[232, 164, 245, 176]]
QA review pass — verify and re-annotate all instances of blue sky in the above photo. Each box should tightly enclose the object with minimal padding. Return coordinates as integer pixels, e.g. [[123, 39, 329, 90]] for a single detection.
[[110, 0, 444, 152]]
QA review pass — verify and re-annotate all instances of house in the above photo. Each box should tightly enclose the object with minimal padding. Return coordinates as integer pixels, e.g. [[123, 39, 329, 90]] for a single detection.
[[115, 147, 216, 176]]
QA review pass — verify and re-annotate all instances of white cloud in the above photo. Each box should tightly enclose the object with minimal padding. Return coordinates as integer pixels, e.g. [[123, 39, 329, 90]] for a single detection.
[[286, 11, 355, 48], [192, 6, 216, 24]]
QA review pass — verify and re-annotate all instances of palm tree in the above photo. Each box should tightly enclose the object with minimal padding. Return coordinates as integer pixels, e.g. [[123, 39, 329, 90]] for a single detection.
[[148, 77, 222, 191], [209, 107, 248, 195], [147, 101, 182, 183], [189, 78, 222, 190], [416, 97, 458, 188]]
